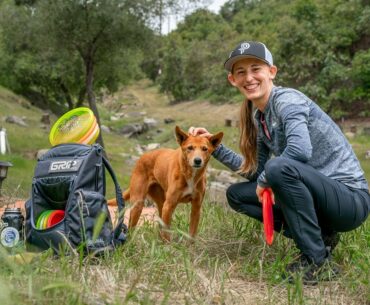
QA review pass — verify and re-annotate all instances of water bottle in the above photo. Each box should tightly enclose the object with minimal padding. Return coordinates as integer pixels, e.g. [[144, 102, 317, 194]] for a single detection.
[[0, 208, 24, 249]]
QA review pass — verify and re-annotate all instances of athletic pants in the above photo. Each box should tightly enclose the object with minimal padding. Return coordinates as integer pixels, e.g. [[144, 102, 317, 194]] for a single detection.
[[226, 157, 370, 264]]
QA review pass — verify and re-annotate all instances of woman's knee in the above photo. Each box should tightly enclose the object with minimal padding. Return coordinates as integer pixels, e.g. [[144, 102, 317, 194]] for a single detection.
[[226, 182, 258, 213], [264, 157, 293, 187], [226, 183, 241, 211]]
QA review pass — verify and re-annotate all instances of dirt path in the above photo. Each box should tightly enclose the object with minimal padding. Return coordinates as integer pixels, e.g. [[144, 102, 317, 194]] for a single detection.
[[116, 79, 239, 128]]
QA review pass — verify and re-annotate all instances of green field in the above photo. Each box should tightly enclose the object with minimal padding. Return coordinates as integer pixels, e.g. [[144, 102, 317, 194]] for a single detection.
[[0, 83, 369, 304]]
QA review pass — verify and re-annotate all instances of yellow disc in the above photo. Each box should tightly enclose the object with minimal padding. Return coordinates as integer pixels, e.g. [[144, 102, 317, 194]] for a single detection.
[[49, 107, 96, 146], [80, 121, 100, 145]]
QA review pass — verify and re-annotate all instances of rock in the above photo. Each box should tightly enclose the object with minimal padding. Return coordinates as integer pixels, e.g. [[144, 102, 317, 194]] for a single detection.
[[135, 144, 144, 155], [144, 143, 160, 151], [100, 125, 111, 133], [120, 123, 144, 137], [124, 155, 140, 166], [143, 117, 158, 129], [36, 149, 49, 159], [111, 113, 125, 121], [365, 150, 370, 159], [350, 125, 357, 134], [40, 113, 50, 125], [126, 111, 143, 118], [363, 127, 370, 136], [164, 118, 175, 124], [345, 132, 355, 139], [5, 116, 27, 127], [207, 182, 229, 205], [110, 116, 120, 121], [215, 170, 239, 184], [225, 119, 232, 127]]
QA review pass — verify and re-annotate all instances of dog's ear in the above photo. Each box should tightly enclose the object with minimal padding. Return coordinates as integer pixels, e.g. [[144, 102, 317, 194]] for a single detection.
[[175, 126, 188, 145], [209, 132, 223, 148]]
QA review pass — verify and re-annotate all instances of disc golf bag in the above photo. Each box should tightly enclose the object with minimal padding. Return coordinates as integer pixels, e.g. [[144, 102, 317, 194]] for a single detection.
[[25, 143, 126, 255]]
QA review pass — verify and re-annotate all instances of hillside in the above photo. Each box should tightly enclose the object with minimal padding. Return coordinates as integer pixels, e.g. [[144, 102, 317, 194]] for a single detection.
[[1, 80, 369, 201], [2, 80, 370, 199], [0, 80, 240, 199], [0, 81, 369, 304]]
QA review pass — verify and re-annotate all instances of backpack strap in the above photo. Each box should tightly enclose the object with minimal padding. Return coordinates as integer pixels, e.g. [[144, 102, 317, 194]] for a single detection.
[[102, 155, 126, 240]]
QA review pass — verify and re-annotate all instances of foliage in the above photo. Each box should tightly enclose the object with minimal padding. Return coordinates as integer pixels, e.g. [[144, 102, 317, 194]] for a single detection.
[[0, 0, 369, 118], [0, 0, 152, 114], [157, 9, 235, 102], [156, 0, 370, 117]]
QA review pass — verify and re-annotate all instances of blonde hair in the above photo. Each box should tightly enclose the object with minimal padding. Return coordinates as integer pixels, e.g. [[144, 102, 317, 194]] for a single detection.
[[239, 99, 258, 175]]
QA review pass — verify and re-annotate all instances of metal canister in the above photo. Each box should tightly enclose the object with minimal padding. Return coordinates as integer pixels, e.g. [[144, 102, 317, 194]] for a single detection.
[[0, 207, 24, 248]]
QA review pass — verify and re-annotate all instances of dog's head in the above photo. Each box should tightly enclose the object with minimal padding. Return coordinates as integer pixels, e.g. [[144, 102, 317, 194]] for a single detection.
[[175, 126, 223, 169]]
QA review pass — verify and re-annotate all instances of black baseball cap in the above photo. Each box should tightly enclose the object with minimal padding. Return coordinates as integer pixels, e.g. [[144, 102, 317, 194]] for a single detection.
[[224, 41, 273, 72]]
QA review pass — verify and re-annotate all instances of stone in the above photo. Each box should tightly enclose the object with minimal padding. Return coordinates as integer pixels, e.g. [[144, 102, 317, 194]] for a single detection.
[[5, 116, 27, 127], [40, 113, 50, 125], [207, 182, 229, 205], [100, 125, 111, 133], [144, 143, 160, 151], [36, 149, 49, 159], [143, 117, 158, 129], [164, 118, 175, 124]]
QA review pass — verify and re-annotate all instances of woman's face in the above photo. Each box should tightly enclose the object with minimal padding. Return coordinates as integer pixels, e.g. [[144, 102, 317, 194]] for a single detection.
[[228, 58, 277, 107]]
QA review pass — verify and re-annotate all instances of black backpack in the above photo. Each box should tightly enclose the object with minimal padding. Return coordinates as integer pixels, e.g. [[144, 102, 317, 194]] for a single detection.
[[25, 143, 126, 255]]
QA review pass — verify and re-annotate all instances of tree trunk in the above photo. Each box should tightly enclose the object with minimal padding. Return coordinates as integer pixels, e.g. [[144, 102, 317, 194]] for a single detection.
[[77, 86, 86, 107], [85, 54, 105, 148], [60, 81, 74, 109]]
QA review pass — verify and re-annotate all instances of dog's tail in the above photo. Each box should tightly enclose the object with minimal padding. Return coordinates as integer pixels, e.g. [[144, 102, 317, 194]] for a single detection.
[[107, 188, 130, 206]]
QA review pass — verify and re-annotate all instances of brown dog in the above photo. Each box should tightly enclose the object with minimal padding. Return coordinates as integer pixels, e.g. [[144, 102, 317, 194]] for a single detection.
[[108, 126, 223, 240]]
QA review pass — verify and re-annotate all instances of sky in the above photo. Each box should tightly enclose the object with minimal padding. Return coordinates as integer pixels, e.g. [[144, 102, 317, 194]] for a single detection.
[[163, 0, 228, 34], [207, 0, 228, 13]]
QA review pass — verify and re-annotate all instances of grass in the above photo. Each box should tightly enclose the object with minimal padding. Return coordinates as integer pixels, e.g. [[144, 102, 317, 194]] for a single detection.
[[0, 204, 368, 304], [0, 81, 369, 304]]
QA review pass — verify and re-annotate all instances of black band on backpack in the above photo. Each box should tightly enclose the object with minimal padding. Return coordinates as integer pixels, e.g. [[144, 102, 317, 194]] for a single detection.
[[102, 156, 126, 239]]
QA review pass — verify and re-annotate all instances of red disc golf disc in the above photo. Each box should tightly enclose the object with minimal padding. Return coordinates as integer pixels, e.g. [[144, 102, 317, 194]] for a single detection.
[[46, 210, 65, 228], [262, 190, 274, 245]]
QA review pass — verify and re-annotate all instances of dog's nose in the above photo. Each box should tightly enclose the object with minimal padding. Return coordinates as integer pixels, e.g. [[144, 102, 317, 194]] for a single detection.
[[194, 158, 202, 166]]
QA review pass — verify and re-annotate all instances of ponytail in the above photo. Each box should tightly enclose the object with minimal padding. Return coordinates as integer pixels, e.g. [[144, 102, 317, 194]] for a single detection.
[[239, 99, 258, 175]]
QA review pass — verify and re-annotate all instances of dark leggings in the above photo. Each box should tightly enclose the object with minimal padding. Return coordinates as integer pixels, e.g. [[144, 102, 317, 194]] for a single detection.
[[226, 157, 370, 264]]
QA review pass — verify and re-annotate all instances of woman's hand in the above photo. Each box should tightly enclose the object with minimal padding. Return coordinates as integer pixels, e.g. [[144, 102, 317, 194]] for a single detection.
[[256, 185, 275, 203], [188, 126, 213, 138]]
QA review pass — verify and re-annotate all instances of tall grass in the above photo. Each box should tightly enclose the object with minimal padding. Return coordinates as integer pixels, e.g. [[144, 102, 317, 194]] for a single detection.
[[0, 83, 369, 304], [0, 202, 368, 304]]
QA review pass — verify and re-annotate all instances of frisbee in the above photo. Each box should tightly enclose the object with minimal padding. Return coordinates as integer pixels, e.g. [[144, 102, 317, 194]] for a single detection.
[[41, 210, 53, 229], [78, 116, 100, 145], [49, 107, 96, 146], [262, 190, 274, 245], [36, 213, 43, 229], [46, 210, 65, 227], [36, 210, 53, 229]]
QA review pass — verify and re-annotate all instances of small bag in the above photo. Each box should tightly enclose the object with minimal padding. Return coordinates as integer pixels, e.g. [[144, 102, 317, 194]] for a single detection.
[[25, 143, 126, 255]]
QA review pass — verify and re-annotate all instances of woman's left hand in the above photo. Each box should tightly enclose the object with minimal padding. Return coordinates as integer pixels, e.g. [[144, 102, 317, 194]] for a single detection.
[[256, 185, 275, 204]]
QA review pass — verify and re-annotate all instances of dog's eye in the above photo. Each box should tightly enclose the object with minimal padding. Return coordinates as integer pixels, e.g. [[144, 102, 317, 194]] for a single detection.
[[187, 146, 194, 151], [202, 146, 208, 151]]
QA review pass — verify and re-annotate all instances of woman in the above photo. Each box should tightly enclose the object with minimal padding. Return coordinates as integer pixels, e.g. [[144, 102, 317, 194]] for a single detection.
[[189, 41, 369, 283]]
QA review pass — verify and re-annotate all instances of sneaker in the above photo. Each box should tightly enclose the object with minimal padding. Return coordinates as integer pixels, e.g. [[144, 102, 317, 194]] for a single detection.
[[283, 253, 341, 285]]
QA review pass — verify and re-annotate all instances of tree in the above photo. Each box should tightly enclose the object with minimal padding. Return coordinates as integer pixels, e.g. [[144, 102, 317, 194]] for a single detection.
[[0, 0, 153, 147], [157, 8, 235, 102], [37, 0, 154, 146]]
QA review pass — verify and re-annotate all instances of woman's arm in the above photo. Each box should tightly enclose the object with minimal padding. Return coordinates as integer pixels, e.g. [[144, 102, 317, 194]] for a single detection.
[[277, 92, 312, 162]]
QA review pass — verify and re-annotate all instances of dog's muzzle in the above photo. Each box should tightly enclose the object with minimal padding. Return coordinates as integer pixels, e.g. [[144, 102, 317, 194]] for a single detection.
[[192, 157, 203, 168]]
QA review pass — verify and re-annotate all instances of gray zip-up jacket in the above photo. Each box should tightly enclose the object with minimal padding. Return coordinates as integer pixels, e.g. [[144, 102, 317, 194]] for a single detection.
[[213, 86, 369, 191]]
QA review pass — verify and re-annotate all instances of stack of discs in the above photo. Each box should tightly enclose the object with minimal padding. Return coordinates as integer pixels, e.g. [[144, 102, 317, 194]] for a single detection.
[[36, 210, 65, 230], [49, 107, 100, 146]]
